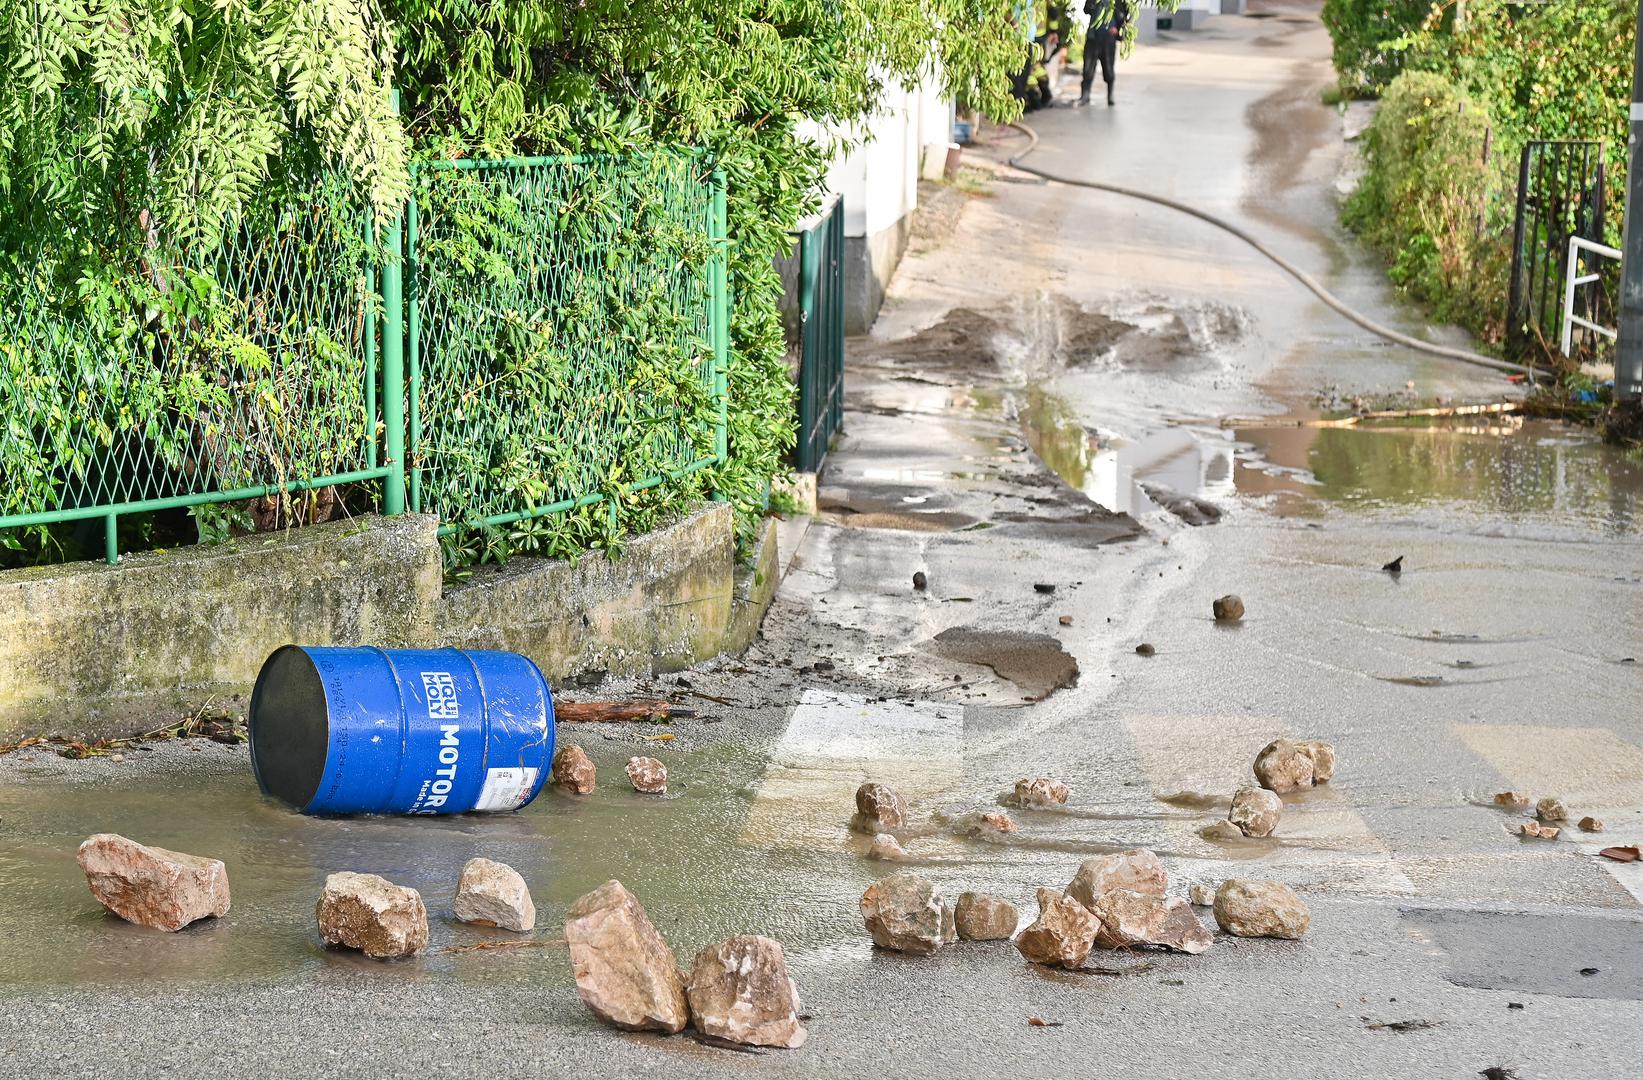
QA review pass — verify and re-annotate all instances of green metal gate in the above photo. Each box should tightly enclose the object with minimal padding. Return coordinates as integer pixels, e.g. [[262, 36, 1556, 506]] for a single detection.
[[794, 196, 844, 473]]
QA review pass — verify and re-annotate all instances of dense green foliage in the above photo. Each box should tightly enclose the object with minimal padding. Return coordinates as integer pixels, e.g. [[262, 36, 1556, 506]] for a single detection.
[[1344, 73, 1510, 341], [0, 0, 1026, 567], [1321, 0, 1444, 97], [386, 0, 1026, 555], [1330, 1, 1636, 353]]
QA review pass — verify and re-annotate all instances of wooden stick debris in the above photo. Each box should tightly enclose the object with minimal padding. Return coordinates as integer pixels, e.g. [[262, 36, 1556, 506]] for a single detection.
[[554, 700, 696, 723]]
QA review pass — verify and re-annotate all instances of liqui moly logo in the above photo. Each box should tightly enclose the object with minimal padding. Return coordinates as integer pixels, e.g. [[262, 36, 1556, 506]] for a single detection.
[[411, 672, 461, 813]]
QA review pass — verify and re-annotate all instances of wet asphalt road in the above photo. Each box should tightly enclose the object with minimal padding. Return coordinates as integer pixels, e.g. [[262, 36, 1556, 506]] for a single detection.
[[3, 2, 1642, 1077]]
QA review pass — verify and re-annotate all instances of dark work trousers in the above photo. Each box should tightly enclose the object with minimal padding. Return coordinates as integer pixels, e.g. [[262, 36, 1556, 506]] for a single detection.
[[1081, 27, 1118, 100]]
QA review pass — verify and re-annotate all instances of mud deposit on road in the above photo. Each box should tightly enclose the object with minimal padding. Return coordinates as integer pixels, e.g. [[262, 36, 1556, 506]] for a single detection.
[[927, 628, 1079, 700]]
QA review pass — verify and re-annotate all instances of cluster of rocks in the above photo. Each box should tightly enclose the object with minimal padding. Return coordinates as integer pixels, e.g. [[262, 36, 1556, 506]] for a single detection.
[[551, 743, 668, 796], [564, 880, 806, 1049], [1492, 791, 1603, 839], [1203, 738, 1338, 841], [75, 835, 801, 1050], [851, 783, 1311, 972], [861, 847, 1310, 970], [75, 834, 535, 958]]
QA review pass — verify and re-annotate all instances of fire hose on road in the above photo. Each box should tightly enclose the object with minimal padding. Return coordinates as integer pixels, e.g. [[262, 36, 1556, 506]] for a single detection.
[[1006, 121, 1538, 380]]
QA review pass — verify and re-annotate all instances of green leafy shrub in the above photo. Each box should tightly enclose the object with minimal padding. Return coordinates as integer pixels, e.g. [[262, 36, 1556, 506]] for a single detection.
[[1321, 1, 1444, 97], [1344, 71, 1512, 341]]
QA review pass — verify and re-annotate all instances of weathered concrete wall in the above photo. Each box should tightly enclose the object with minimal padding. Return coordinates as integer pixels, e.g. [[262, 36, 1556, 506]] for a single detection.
[[0, 514, 442, 738], [844, 213, 914, 334], [437, 504, 741, 683], [0, 502, 785, 740]]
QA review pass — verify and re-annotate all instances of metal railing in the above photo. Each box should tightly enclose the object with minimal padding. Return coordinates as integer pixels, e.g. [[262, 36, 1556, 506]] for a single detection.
[[1507, 139, 1607, 361], [794, 196, 844, 474], [1561, 235, 1622, 358], [0, 154, 729, 564]]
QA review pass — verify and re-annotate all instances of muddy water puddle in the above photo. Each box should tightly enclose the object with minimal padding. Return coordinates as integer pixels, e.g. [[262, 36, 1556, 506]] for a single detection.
[[1017, 382, 1643, 535], [0, 742, 843, 987]]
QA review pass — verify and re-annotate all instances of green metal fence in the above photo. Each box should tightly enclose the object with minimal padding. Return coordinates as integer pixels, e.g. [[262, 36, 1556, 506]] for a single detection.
[[0, 154, 728, 565], [794, 195, 844, 473], [0, 177, 389, 564], [403, 153, 728, 536]]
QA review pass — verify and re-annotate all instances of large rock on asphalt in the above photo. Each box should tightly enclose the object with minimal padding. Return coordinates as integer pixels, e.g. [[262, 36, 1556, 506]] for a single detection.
[[1065, 848, 1168, 910], [867, 833, 910, 861], [1015, 888, 1100, 969], [686, 935, 807, 1049], [1297, 740, 1336, 782], [625, 756, 667, 794], [1013, 777, 1070, 807], [1089, 889, 1213, 954], [852, 782, 909, 835], [954, 892, 1018, 941], [563, 880, 689, 1033], [860, 872, 946, 954], [552, 744, 596, 794], [454, 857, 535, 932], [76, 834, 231, 932], [1213, 595, 1245, 622], [1536, 797, 1568, 822], [1213, 879, 1310, 940], [316, 872, 428, 959], [1228, 786, 1283, 838], [1253, 739, 1315, 793]]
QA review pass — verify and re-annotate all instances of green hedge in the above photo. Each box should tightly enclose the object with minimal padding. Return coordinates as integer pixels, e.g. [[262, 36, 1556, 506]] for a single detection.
[[1343, 72, 1512, 343]]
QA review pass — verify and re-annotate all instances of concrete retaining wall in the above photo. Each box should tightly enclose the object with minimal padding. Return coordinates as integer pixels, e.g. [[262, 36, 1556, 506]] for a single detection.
[[0, 503, 779, 739]]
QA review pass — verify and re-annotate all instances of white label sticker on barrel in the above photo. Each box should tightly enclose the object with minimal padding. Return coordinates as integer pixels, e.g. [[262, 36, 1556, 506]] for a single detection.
[[474, 767, 539, 812]]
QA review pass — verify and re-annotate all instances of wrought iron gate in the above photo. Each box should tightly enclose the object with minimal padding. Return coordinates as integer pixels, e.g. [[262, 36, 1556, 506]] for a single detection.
[[1506, 140, 1608, 361]]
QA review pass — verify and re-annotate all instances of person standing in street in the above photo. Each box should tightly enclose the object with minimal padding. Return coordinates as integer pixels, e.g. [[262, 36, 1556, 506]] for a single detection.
[[1079, 0, 1131, 107]]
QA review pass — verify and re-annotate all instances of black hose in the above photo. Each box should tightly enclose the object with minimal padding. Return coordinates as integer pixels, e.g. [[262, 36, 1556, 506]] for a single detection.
[[1005, 120, 1538, 379]]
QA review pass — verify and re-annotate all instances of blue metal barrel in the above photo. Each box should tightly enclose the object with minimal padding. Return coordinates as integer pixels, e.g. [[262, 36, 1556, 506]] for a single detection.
[[248, 646, 555, 816]]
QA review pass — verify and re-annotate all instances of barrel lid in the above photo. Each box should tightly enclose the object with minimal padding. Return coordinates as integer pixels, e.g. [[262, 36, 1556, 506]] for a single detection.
[[248, 646, 331, 810]]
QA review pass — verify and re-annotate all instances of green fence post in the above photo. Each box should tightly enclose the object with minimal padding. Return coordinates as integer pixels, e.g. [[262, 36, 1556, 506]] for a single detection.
[[711, 168, 730, 474], [406, 185, 422, 514], [104, 512, 118, 565], [381, 202, 407, 518]]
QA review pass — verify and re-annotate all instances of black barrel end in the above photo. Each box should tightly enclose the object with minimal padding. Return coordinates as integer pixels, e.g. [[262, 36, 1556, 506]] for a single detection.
[[248, 645, 331, 810]]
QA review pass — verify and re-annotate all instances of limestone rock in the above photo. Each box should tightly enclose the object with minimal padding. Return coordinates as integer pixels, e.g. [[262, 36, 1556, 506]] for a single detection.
[[1228, 786, 1283, 838], [1297, 740, 1336, 782], [1213, 880, 1309, 940], [76, 834, 230, 932], [1253, 739, 1315, 793], [1536, 797, 1568, 823], [1200, 819, 1246, 842], [867, 833, 909, 861], [852, 782, 909, 835], [962, 810, 1017, 836], [563, 880, 689, 1033], [1213, 595, 1245, 622], [454, 857, 535, 932], [1090, 889, 1213, 954], [625, 756, 667, 794], [1013, 777, 1070, 807], [860, 872, 946, 955], [942, 902, 958, 944], [552, 744, 596, 794], [1578, 816, 1605, 833], [1015, 888, 1100, 969], [1520, 820, 1560, 839], [1492, 791, 1531, 810], [686, 935, 806, 1049], [1189, 882, 1216, 907], [1065, 848, 1168, 910], [954, 892, 1018, 941], [316, 872, 428, 959]]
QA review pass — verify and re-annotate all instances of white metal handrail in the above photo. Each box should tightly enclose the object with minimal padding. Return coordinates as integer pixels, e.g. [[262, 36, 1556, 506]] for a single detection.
[[1562, 235, 1622, 357]]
